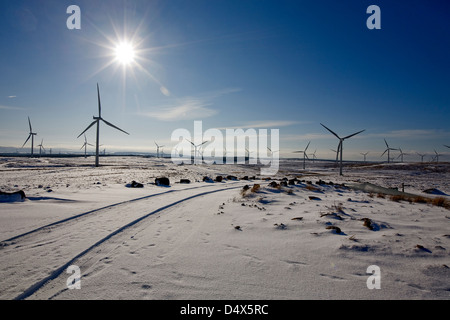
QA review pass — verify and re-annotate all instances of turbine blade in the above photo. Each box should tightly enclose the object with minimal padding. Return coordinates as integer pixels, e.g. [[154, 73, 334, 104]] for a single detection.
[[444, 145, 450, 148], [77, 120, 97, 138], [320, 123, 340, 139], [28, 117, 32, 133], [102, 119, 130, 135], [384, 139, 389, 148], [381, 149, 387, 157], [97, 83, 102, 118], [304, 141, 310, 152], [343, 129, 365, 140], [22, 134, 31, 148]]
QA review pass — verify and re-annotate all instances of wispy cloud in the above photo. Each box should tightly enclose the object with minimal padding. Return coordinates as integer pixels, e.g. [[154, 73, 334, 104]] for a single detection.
[[367, 129, 450, 139], [8, 96, 17, 99], [0, 105, 24, 111], [139, 88, 240, 121], [141, 97, 218, 121], [217, 120, 304, 130]]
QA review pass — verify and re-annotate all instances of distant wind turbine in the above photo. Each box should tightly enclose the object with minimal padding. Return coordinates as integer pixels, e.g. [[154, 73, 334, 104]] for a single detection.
[[444, 145, 450, 149], [22, 117, 37, 157], [397, 148, 408, 163], [77, 84, 129, 167], [309, 150, 317, 162], [80, 134, 94, 158], [155, 142, 164, 158], [320, 124, 365, 176], [187, 139, 208, 163], [293, 141, 310, 170], [416, 152, 426, 163], [381, 139, 398, 163], [37, 139, 45, 156], [361, 151, 369, 162], [433, 149, 441, 163]]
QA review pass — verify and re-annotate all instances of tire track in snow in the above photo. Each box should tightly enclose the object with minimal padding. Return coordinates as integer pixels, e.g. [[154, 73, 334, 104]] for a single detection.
[[7, 183, 244, 300], [1, 181, 242, 243]]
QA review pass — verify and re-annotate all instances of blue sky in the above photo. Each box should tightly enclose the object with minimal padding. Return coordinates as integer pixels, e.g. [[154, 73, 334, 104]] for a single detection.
[[0, 0, 449, 161]]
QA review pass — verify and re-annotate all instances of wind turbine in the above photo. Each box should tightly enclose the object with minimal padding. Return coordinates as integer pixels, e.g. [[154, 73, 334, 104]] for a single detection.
[[187, 139, 208, 163], [155, 142, 164, 158], [381, 139, 398, 163], [416, 152, 426, 163], [80, 134, 94, 158], [22, 117, 37, 157], [77, 84, 129, 167], [320, 124, 365, 176], [397, 148, 408, 163], [37, 139, 46, 156], [433, 149, 441, 163], [293, 141, 310, 170], [361, 151, 369, 162], [309, 150, 317, 162]]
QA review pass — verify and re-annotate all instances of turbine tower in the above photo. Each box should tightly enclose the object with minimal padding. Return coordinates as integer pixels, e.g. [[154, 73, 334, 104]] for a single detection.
[[80, 134, 94, 158], [22, 117, 37, 157], [293, 141, 310, 170], [77, 83, 129, 167], [320, 124, 365, 176], [381, 139, 398, 163]]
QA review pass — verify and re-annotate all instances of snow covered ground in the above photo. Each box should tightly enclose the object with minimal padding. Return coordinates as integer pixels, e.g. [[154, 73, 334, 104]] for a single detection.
[[0, 156, 449, 300]]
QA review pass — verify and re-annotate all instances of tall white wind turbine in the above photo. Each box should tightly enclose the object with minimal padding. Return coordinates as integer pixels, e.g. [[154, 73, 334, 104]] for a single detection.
[[22, 117, 37, 157], [77, 84, 129, 167], [293, 141, 310, 170], [381, 139, 398, 163], [320, 124, 365, 176]]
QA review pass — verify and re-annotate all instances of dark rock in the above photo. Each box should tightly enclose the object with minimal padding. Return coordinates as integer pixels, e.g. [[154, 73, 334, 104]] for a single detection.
[[130, 181, 144, 188], [180, 179, 191, 184], [155, 177, 170, 186], [215, 176, 223, 182], [0, 190, 26, 202]]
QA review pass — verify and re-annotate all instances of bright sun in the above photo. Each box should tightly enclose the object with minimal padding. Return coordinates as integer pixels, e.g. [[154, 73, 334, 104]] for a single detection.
[[114, 42, 136, 65]]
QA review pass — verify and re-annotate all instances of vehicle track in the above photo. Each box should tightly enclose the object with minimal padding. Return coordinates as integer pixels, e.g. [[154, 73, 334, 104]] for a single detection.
[[0, 182, 245, 300], [1, 181, 241, 243]]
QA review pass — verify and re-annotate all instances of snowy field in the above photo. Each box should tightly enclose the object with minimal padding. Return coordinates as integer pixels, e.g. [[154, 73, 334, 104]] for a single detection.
[[0, 156, 449, 300]]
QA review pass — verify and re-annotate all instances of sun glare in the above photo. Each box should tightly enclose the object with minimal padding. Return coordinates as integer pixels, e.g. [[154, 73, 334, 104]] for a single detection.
[[114, 42, 136, 65]]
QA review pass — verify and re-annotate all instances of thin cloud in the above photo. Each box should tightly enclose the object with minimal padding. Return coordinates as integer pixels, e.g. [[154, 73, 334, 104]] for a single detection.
[[367, 129, 450, 139], [0, 105, 24, 111], [139, 88, 240, 121], [141, 98, 218, 121], [218, 120, 303, 130], [8, 96, 17, 99]]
